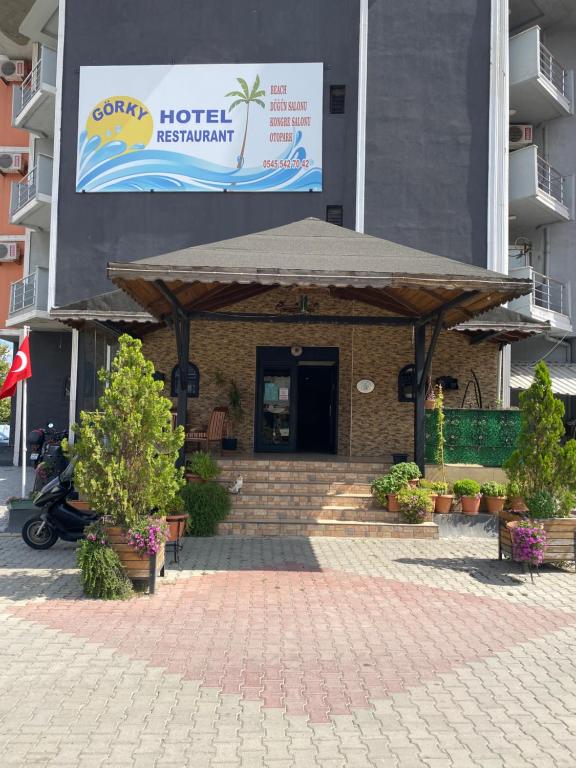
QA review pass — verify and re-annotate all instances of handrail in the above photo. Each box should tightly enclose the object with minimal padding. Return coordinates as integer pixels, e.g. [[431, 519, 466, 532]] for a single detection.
[[9, 270, 39, 314], [539, 42, 568, 97], [16, 58, 42, 114], [10, 165, 37, 215], [537, 154, 566, 205], [509, 266, 568, 316]]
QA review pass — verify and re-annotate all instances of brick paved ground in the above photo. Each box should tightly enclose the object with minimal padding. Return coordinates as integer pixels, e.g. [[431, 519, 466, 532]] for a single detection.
[[1, 535, 576, 767]]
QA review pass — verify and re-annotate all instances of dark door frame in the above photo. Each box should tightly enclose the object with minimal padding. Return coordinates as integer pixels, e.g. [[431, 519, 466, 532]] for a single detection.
[[254, 346, 339, 453]]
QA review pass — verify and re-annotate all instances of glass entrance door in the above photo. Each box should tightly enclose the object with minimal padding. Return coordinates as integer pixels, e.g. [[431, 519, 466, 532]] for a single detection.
[[257, 366, 294, 451]]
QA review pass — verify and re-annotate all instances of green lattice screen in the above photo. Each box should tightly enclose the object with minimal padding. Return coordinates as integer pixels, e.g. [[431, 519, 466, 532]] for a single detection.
[[425, 409, 521, 467]]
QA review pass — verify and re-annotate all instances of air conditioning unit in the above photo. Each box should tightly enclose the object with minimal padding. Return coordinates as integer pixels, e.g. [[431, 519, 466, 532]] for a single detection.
[[0, 59, 25, 82], [510, 124, 533, 150], [0, 152, 25, 173], [0, 243, 19, 262]]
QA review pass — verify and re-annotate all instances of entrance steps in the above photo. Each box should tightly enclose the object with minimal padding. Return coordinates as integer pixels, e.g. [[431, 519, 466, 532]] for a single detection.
[[216, 457, 438, 539]]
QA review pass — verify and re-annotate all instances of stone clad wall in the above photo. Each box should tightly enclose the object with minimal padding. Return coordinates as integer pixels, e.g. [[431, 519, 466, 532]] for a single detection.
[[143, 288, 499, 457]]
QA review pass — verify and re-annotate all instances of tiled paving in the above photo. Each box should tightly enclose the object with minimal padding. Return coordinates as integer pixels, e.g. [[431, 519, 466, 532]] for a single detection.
[[1, 534, 576, 767]]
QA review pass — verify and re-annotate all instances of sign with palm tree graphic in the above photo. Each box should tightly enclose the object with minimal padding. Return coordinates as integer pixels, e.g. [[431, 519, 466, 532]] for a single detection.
[[76, 63, 323, 192], [226, 76, 265, 169]]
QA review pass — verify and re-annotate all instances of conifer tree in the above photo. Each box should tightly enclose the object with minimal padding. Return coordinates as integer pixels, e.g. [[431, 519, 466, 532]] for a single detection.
[[505, 361, 576, 513], [74, 335, 184, 528]]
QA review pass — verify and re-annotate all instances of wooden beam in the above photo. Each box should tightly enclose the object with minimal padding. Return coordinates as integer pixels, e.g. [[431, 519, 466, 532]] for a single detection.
[[417, 291, 479, 327], [188, 310, 415, 326], [331, 286, 421, 317]]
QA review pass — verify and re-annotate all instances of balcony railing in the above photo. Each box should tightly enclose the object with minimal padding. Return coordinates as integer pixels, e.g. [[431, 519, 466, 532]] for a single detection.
[[532, 270, 567, 315], [537, 154, 566, 206], [16, 59, 42, 114], [540, 42, 568, 97], [10, 165, 38, 216], [10, 154, 53, 220], [510, 266, 569, 317], [9, 267, 49, 316]]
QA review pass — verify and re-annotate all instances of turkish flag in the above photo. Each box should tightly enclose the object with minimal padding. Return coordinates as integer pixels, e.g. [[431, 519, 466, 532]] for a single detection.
[[0, 336, 32, 399]]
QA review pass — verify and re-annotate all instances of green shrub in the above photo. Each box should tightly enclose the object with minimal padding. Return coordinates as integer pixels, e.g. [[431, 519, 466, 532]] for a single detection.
[[453, 479, 481, 497], [371, 473, 406, 504], [480, 481, 506, 498], [77, 538, 133, 600], [526, 490, 563, 519], [389, 462, 421, 483], [181, 481, 231, 536], [431, 481, 450, 494], [396, 486, 433, 524], [186, 451, 220, 481]]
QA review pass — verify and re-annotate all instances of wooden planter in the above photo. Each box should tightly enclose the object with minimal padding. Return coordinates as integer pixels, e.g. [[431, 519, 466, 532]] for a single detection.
[[106, 525, 165, 581], [499, 510, 576, 565]]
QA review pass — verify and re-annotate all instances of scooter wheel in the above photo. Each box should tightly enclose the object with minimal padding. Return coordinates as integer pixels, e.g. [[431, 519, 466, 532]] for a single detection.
[[22, 517, 59, 550]]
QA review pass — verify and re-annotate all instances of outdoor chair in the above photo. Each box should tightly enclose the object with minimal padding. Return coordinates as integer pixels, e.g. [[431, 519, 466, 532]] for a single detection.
[[185, 406, 228, 453]]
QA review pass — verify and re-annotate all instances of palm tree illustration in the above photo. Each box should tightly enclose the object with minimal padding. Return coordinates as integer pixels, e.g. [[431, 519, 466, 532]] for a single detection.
[[226, 75, 265, 169]]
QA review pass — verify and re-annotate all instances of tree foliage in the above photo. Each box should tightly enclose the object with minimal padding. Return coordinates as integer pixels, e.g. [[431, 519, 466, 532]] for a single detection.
[[73, 335, 185, 528], [505, 361, 576, 514]]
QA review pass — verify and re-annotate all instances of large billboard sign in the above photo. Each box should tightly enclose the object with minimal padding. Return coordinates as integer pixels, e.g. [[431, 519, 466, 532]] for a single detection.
[[76, 63, 323, 193]]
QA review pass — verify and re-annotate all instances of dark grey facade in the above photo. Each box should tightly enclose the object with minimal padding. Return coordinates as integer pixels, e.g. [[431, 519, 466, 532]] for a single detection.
[[55, 0, 492, 306], [27, 331, 71, 433], [364, 0, 492, 266]]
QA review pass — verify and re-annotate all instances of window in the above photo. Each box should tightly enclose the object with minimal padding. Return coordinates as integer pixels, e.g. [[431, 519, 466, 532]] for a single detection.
[[329, 85, 346, 114]]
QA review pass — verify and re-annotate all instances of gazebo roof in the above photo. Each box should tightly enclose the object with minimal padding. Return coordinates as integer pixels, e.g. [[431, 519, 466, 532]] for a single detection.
[[108, 218, 532, 328], [50, 288, 154, 325]]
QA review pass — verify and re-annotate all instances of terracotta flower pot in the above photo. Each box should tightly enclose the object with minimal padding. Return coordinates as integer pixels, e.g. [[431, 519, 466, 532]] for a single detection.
[[69, 500, 91, 511], [185, 473, 203, 484], [460, 496, 481, 515], [434, 494, 454, 513], [424, 399, 436, 410], [387, 493, 400, 513], [166, 514, 187, 542], [485, 496, 505, 514]]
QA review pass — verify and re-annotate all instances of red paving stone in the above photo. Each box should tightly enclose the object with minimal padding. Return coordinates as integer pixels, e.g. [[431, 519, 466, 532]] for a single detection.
[[9, 569, 576, 722]]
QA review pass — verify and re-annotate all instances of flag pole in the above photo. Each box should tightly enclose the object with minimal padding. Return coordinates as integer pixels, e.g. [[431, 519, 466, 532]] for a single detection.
[[21, 326, 29, 499]]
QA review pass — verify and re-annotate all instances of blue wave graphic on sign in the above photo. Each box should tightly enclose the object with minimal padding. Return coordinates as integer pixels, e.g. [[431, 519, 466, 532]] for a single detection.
[[76, 130, 321, 192]]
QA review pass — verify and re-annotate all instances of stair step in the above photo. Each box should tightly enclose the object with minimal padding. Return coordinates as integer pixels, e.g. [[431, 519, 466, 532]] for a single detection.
[[229, 496, 377, 510], [218, 519, 438, 539], [226, 508, 400, 523]]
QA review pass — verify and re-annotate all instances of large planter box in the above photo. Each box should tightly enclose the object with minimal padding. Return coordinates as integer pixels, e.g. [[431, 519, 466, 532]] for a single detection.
[[498, 510, 576, 565], [6, 501, 39, 534], [106, 526, 165, 581]]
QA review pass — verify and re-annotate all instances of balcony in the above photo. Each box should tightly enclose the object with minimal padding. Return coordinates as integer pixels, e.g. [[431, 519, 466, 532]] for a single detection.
[[508, 266, 572, 334], [509, 145, 571, 227], [12, 46, 56, 136], [510, 26, 573, 123], [10, 154, 53, 230], [8, 267, 49, 324]]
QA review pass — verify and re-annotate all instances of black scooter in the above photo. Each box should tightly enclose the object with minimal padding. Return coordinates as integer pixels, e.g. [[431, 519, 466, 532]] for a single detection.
[[21, 460, 99, 550]]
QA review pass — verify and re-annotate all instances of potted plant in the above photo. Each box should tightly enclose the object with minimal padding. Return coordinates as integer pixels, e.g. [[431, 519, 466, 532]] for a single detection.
[[396, 485, 434, 524], [371, 473, 406, 512], [73, 335, 185, 588], [453, 479, 482, 515], [431, 481, 453, 513], [424, 378, 436, 410], [390, 461, 422, 487], [505, 480, 527, 511], [215, 371, 243, 451], [508, 520, 547, 571], [185, 450, 220, 483], [480, 481, 507, 514]]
